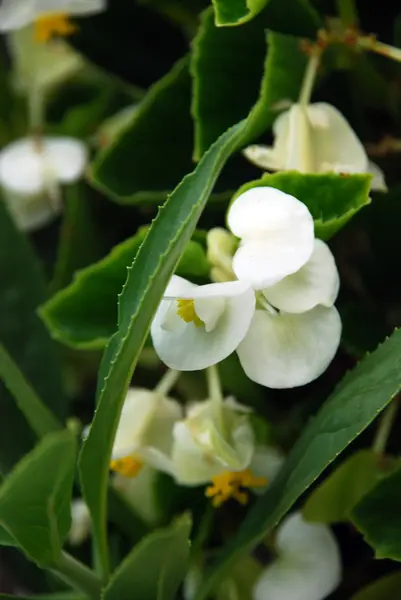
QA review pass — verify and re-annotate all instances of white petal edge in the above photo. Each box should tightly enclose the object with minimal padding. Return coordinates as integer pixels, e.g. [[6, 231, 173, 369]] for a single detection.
[[263, 239, 340, 313], [368, 160, 388, 192], [237, 306, 342, 389], [151, 283, 256, 371], [242, 145, 279, 171], [0, 0, 106, 31], [253, 512, 341, 600]]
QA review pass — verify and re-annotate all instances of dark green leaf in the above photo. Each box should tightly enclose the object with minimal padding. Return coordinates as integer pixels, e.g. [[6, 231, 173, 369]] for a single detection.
[[0, 344, 62, 439], [0, 595, 85, 600], [212, 0, 267, 27], [303, 450, 396, 524], [41, 231, 210, 350], [234, 171, 371, 239], [0, 202, 64, 473], [79, 118, 250, 578], [192, 13, 307, 157], [352, 461, 401, 560], [92, 57, 193, 202], [0, 524, 16, 546], [351, 571, 401, 600], [103, 514, 191, 600], [195, 329, 401, 599], [0, 431, 76, 567]]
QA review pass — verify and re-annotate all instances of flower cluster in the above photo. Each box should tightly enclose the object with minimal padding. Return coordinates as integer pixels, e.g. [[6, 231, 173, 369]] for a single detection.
[[106, 378, 284, 511], [152, 186, 342, 389]]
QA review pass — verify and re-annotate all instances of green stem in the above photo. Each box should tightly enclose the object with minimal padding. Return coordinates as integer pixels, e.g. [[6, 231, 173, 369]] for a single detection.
[[54, 551, 102, 600], [336, 0, 358, 26], [28, 83, 45, 137], [298, 51, 320, 106], [207, 365, 226, 436], [155, 369, 180, 397], [372, 398, 399, 455], [358, 37, 401, 63]]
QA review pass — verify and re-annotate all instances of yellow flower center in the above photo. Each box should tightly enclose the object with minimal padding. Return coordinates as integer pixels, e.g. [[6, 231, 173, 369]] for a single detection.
[[176, 298, 204, 327], [110, 456, 143, 478], [34, 13, 77, 43], [205, 469, 268, 508]]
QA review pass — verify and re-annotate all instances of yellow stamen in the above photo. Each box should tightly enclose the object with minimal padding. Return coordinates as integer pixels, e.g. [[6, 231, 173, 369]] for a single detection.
[[205, 469, 268, 508], [110, 456, 143, 478], [176, 298, 204, 327], [34, 13, 77, 44]]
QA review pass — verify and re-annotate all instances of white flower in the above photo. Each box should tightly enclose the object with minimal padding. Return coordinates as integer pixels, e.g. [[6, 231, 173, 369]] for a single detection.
[[227, 187, 315, 290], [110, 387, 182, 478], [0, 0, 106, 33], [253, 512, 342, 600], [0, 136, 87, 231], [68, 498, 91, 546], [228, 187, 342, 388], [243, 102, 387, 191], [206, 227, 236, 283], [151, 275, 255, 371], [171, 397, 255, 486]]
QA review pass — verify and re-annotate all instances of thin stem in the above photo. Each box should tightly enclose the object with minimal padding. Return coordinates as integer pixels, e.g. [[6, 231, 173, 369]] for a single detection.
[[372, 398, 399, 455], [53, 551, 102, 600], [336, 0, 358, 26], [155, 369, 180, 396], [28, 84, 45, 137], [207, 365, 226, 436], [298, 51, 321, 107], [358, 37, 401, 64]]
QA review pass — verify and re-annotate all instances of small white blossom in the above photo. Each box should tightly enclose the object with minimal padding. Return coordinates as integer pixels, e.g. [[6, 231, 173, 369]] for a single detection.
[[171, 397, 255, 486], [0, 136, 87, 231], [151, 275, 255, 371], [113, 467, 161, 526], [227, 187, 315, 290], [253, 512, 342, 600], [0, 0, 106, 32], [243, 102, 386, 191], [110, 387, 182, 478], [68, 498, 91, 546]]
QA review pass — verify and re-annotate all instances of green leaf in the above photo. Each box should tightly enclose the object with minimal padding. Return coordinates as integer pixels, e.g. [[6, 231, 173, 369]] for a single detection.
[[92, 57, 193, 202], [234, 171, 371, 239], [195, 329, 401, 599], [212, 0, 267, 26], [0, 344, 62, 439], [79, 118, 250, 578], [303, 450, 396, 524], [0, 202, 64, 473], [41, 231, 210, 350], [51, 183, 103, 292], [0, 524, 16, 546], [103, 514, 191, 600], [0, 430, 76, 567], [352, 461, 401, 560], [192, 13, 307, 157], [351, 571, 401, 600], [0, 596, 85, 600]]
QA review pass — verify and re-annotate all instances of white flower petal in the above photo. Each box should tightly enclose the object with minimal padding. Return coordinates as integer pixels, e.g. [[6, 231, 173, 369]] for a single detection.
[[242, 145, 279, 171], [250, 445, 285, 488], [151, 281, 255, 371], [237, 306, 342, 389], [368, 160, 388, 192], [112, 388, 182, 470], [263, 239, 340, 313], [228, 187, 314, 289], [3, 188, 61, 231], [0, 137, 87, 195], [307, 102, 368, 174], [0, 0, 105, 30], [171, 399, 254, 485], [286, 104, 314, 172], [113, 467, 161, 525], [68, 499, 91, 546], [253, 512, 341, 600]]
